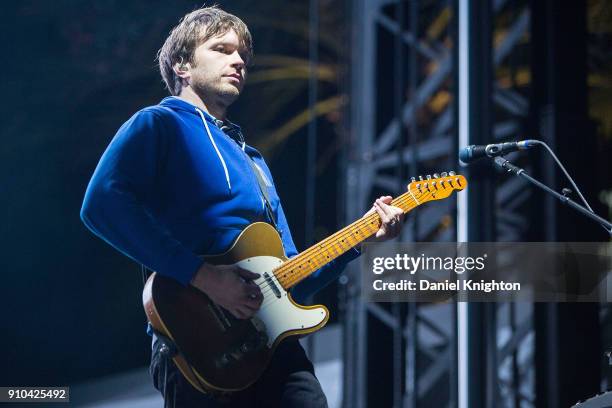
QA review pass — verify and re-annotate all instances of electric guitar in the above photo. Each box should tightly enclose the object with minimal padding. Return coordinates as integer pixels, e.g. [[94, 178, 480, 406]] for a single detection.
[[142, 172, 467, 394]]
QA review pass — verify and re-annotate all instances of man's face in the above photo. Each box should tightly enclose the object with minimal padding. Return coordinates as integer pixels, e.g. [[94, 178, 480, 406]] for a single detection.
[[188, 29, 247, 106]]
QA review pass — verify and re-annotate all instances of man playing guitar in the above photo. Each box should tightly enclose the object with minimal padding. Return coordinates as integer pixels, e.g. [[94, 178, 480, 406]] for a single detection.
[[81, 6, 405, 407]]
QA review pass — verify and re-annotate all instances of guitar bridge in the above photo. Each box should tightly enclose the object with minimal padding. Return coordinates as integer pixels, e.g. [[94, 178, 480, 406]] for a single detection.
[[264, 272, 281, 298]]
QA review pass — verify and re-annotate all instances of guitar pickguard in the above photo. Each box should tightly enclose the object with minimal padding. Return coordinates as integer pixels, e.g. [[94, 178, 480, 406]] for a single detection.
[[235, 256, 328, 347]]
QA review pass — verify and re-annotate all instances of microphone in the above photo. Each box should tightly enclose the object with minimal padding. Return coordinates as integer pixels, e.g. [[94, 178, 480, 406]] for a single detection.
[[459, 140, 537, 164]]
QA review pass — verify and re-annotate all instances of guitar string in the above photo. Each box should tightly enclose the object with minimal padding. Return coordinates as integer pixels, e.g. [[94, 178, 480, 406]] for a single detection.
[[253, 187, 439, 305], [251, 186, 447, 306], [253, 189, 438, 310], [275, 176, 465, 288], [246, 176, 464, 308], [260, 196, 406, 293], [273, 194, 417, 285]]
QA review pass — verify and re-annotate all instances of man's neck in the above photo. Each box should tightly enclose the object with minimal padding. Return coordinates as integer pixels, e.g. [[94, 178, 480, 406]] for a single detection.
[[177, 87, 226, 120]]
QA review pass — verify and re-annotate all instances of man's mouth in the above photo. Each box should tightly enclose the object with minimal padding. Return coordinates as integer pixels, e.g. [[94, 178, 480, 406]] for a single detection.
[[224, 74, 242, 83]]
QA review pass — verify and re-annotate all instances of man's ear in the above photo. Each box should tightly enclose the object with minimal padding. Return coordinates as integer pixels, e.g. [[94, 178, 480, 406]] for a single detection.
[[173, 62, 191, 79]]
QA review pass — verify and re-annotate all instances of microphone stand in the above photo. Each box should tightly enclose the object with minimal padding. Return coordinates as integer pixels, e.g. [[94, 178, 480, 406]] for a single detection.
[[493, 156, 612, 235]]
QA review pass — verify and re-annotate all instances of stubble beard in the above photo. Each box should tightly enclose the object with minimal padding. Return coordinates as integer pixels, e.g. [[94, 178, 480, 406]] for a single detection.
[[191, 73, 241, 110]]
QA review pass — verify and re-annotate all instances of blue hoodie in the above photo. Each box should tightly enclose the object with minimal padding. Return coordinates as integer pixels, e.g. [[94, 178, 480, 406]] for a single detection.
[[80, 96, 359, 303]]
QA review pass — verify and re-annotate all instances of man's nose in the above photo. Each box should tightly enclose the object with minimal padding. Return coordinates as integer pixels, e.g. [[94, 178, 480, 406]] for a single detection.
[[230, 51, 245, 69]]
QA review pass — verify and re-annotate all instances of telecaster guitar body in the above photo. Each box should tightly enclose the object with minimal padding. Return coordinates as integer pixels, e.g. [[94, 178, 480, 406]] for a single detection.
[[143, 222, 328, 394]]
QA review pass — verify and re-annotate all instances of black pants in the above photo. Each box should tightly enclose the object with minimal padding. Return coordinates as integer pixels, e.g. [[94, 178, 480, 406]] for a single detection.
[[150, 338, 328, 408]]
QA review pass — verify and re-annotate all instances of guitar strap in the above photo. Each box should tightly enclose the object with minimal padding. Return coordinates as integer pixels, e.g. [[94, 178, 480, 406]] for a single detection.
[[246, 157, 279, 231], [216, 118, 279, 231]]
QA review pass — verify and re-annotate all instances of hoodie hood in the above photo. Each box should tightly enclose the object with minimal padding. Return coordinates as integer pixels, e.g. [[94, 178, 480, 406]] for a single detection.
[[159, 96, 242, 133]]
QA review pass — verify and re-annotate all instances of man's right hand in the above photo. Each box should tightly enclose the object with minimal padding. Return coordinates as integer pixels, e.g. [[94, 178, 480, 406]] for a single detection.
[[190, 263, 263, 319]]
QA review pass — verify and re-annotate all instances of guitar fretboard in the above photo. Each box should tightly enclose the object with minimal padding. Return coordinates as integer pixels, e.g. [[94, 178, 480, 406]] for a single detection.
[[273, 191, 421, 290]]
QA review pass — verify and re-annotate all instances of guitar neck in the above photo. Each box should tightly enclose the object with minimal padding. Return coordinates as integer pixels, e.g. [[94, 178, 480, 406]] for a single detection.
[[274, 191, 420, 290]]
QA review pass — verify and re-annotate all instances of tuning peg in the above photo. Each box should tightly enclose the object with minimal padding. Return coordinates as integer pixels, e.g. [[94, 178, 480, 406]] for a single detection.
[[418, 175, 423, 181], [433, 173, 440, 178], [449, 171, 456, 176], [441, 172, 448, 177], [426, 175, 432, 180], [410, 177, 416, 182]]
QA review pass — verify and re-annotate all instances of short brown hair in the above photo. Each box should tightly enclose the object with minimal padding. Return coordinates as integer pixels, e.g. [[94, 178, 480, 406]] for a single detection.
[[157, 6, 253, 95]]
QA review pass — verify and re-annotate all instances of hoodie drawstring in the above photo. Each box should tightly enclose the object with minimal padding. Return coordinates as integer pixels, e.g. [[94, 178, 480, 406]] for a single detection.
[[195, 108, 232, 192]]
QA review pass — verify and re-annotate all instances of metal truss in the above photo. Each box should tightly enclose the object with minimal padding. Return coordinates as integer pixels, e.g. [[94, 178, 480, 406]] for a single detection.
[[342, 0, 536, 407], [344, 0, 457, 407], [492, 1, 535, 407]]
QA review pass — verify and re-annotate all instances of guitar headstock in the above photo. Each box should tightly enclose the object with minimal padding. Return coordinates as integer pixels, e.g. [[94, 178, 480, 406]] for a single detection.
[[407, 171, 467, 203]]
